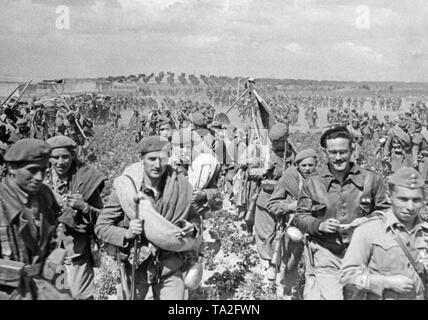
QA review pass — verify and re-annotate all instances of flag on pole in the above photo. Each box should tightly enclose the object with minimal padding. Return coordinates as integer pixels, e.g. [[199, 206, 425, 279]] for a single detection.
[[252, 89, 276, 130]]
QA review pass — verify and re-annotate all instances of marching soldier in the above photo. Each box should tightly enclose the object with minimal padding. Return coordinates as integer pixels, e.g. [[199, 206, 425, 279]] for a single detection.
[[341, 167, 428, 300], [249, 123, 296, 281], [267, 148, 317, 295], [0, 139, 71, 300], [384, 115, 413, 173], [95, 136, 203, 300], [294, 125, 388, 300], [45, 136, 106, 300], [411, 122, 428, 185]]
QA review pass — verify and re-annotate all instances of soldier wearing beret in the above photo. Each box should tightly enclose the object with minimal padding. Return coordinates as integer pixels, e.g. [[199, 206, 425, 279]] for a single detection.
[[95, 136, 203, 300], [294, 126, 388, 300], [45, 136, 106, 300], [0, 139, 71, 300], [246, 123, 296, 281], [267, 148, 317, 295], [341, 167, 428, 300]]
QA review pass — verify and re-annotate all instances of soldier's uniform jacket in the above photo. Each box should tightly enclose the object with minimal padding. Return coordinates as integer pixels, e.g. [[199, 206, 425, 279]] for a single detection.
[[295, 163, 388, 255], [248, 144, 296, 210], [412, 131, 428, 164], [340, 209, 428, 300], [384, 126, 412, 156], [0, 177, 70, 299]]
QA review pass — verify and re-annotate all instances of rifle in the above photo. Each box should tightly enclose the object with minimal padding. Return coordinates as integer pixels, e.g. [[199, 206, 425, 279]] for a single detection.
[[9, 80, 32, 109], [117, 249, 131, 300], [244, 181, 261, 233], [0, 85, 20, 109], [131, 193, 142, 300]]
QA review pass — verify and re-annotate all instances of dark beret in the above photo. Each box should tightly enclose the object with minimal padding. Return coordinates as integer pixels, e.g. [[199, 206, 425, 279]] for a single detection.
[[139, 136, 171, 155], [320, 125, 350, 148], [268, 123, 289, 141], [47, 135, 77, 150], [388, 167, 424, 189], [4, 138, 51, 163]]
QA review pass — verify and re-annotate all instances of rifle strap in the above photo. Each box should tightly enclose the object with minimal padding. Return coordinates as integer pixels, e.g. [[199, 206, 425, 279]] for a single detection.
[[390, 227, 428, 295]]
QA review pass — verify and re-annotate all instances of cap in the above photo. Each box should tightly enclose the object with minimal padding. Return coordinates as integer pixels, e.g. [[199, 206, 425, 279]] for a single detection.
[[320, 125, 350, 148], [47, 135, 77, 150], [268, 123, 289, 141], [192, 113, 206, 126], [388, 167, 424, 189], [139, 136, 171, 155], [295, 148, 317, 164], [4, 138, 51, 163]]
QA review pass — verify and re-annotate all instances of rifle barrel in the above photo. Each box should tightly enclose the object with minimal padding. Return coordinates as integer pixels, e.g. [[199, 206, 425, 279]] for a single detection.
[[9, 80, 32, 109], [0, 85, 20, 108]]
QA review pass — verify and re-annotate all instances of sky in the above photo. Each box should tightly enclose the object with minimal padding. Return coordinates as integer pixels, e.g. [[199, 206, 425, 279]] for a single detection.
[[1, 0, 428, 82]]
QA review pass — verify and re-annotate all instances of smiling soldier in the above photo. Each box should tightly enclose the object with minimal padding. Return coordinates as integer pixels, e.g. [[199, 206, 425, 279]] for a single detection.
[[45, 136, 106, 300], [294, 125, 389, 300], [341, 167, 428, 300]]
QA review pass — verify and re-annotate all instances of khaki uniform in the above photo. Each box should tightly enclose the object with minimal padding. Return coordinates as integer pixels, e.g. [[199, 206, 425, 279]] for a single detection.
[[340, 209, 427, 300]]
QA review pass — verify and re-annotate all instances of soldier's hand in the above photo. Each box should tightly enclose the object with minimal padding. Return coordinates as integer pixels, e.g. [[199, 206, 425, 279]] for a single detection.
[[412, 161, 419, 169], [385, 275, 415, 294], [64, 194, 87, 211], [125, 219, 143, 240], [318, 218, 340, 233], [174, 220, 195, 238]]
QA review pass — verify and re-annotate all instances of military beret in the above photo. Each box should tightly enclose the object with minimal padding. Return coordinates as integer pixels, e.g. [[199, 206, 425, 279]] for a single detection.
[[4, 138, 51, 163], [268, 123, 289, 141], [47, 135, 77, 150], [139, 136, 171, 155], [389, 167, 424, 189], [295, 148, 317, 164], [192, 113, 206, 126], [320, 125, 351, 148]]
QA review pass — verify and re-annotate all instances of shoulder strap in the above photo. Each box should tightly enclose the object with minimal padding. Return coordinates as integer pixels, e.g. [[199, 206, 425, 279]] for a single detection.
[[390, 227, 427, 295]]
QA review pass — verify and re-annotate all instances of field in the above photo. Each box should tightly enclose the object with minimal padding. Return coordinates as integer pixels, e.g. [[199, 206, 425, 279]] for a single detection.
[[89, 91, 408, 300]]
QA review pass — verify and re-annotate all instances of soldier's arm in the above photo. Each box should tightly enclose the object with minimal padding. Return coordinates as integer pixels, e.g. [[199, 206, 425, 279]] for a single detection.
[[94, 190, 128, 248], [267, 174, 293, 216], [340, 225, 386, 297], [294, 179, 322, 235], [372, 174, 389, 211], [412, 135, 422, 164]]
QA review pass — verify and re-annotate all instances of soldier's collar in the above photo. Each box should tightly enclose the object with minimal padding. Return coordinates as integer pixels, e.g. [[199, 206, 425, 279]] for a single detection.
[[321, 162, 363, 187], [383, 208, 424, 233]]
